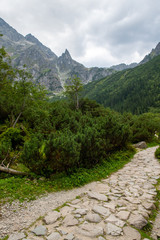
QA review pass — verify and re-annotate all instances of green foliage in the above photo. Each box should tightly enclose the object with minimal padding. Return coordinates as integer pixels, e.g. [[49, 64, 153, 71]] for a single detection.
[[0, 176, 51, 203], [0, 236, 9, 240], [20, 101, 131, 176], [45, 131, 81, 174], [122, 112, 160, 143], [0, 47, 16, 122], [83, 55, 160, 114], [21, 131, 81, 175], [77, 124, 106, 167], [147, 141, 159, 148], [155, 146, 160, 159], [20, 133, 46, 174], [0, 141, 11, 163], [64, 75, 83, 109], [0, 128, 25, 165], [0, 45, 48, 127], [0, 128, 23, 149]]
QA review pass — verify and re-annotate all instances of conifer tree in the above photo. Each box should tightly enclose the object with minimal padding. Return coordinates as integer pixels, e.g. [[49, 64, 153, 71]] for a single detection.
[[64, 75, 83, 110]]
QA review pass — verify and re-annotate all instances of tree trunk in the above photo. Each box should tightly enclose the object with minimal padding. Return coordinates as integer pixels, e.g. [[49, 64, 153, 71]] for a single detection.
[[0, 165, 29, 176], [76, 93, 79, 110], [12, 111, 22, 128]]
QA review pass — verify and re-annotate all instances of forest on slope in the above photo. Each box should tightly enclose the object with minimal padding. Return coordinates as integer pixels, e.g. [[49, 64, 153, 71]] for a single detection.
[[82, 55, 160, 114]]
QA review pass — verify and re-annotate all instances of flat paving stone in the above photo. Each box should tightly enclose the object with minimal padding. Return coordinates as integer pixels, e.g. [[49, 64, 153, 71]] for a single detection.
[[74, 208, 88, 215], [8, 233, 26, 240], [44, 211, 61, 225], [128, 213, 148, 229], [32, 225, 47, 236], [63, 214, 79, 226], [106, 222, 123, 236], [64, 233, 74, 240], [87, 191, 108, 201], [46, 232, 61, 240], [85, 213, 102, 223], [116, 210, 130, 221], [92, 205, 111, 216], [123, 226, 141, 240], [77, 223, 104, 237], [105, 214, 125, 227]]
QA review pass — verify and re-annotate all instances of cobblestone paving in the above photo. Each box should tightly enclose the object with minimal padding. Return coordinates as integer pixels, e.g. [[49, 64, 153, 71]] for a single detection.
[[1, 147, 160, 240]]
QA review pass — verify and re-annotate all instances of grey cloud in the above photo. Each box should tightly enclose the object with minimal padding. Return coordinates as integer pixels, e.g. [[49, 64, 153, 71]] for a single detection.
[[0, 0, 160, 67]]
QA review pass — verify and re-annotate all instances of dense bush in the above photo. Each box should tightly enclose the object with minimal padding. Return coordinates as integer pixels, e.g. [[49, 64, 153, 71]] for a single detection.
[[21, 131, 81, 175], [155, 146, 160, 159], [20, 133, 46, 175], [2, 93, 160, 177], [0, 140, 11, 162], [0, 128, 23, 149], [0, 127, 25, 166], [45, 131, 81, 174], [20, 101, 132, 176], [77, 125, 106, 168], [123, 113, 160, 143]]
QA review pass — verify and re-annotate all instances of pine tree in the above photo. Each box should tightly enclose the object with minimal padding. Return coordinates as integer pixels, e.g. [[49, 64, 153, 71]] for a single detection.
[[64, 75, 83, 110]]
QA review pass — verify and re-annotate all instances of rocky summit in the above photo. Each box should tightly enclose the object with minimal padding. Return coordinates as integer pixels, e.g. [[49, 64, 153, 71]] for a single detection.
[[140, 42, 160, 64], [0, 17, 115, 92]]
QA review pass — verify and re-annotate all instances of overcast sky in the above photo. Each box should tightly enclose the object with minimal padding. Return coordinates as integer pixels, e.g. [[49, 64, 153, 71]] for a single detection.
[[0, 0, 160, 67]]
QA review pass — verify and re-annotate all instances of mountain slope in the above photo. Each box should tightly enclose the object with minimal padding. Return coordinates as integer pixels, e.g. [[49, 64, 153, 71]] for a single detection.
[[0, 17, 115, 91], [140, 42, 160, 64], [109, 62, 138, 71], [83, 55, 160, 114]]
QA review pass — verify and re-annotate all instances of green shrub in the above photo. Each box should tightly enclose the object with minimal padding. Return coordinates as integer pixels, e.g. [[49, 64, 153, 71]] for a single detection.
[[0, 140, 11, 162], [101, 116, 130, 151], [20, 102, 132, 175], [45, 131, 81, 174], [20, 133, 46, 175], [0, 127, 23, 149], [0, 127, 24, 165], [122, 112, 160, 143], [21, 131, 81, 176], [155, 146, 160, 159], [77, 126, 106, 168]]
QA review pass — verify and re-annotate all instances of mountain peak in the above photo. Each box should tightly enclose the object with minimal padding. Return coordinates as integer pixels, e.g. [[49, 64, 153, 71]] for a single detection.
[[140, 41, 160, 64], [154, 42, 160, 52], [0, 17, 24, 42], [25, 33, 34, 38], [25, 33, 57, 60], [25, 33, 41, 45], [65, 49, 70, 54], [63, 49, 72, 59]]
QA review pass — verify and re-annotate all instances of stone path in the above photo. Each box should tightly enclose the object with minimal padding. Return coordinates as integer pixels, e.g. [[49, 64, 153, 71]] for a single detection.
[[1, 147, 160, 240]]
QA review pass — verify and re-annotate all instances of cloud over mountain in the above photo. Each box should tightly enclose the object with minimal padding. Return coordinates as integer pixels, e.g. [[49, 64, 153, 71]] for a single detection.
[[0, 0, 160, 67]]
